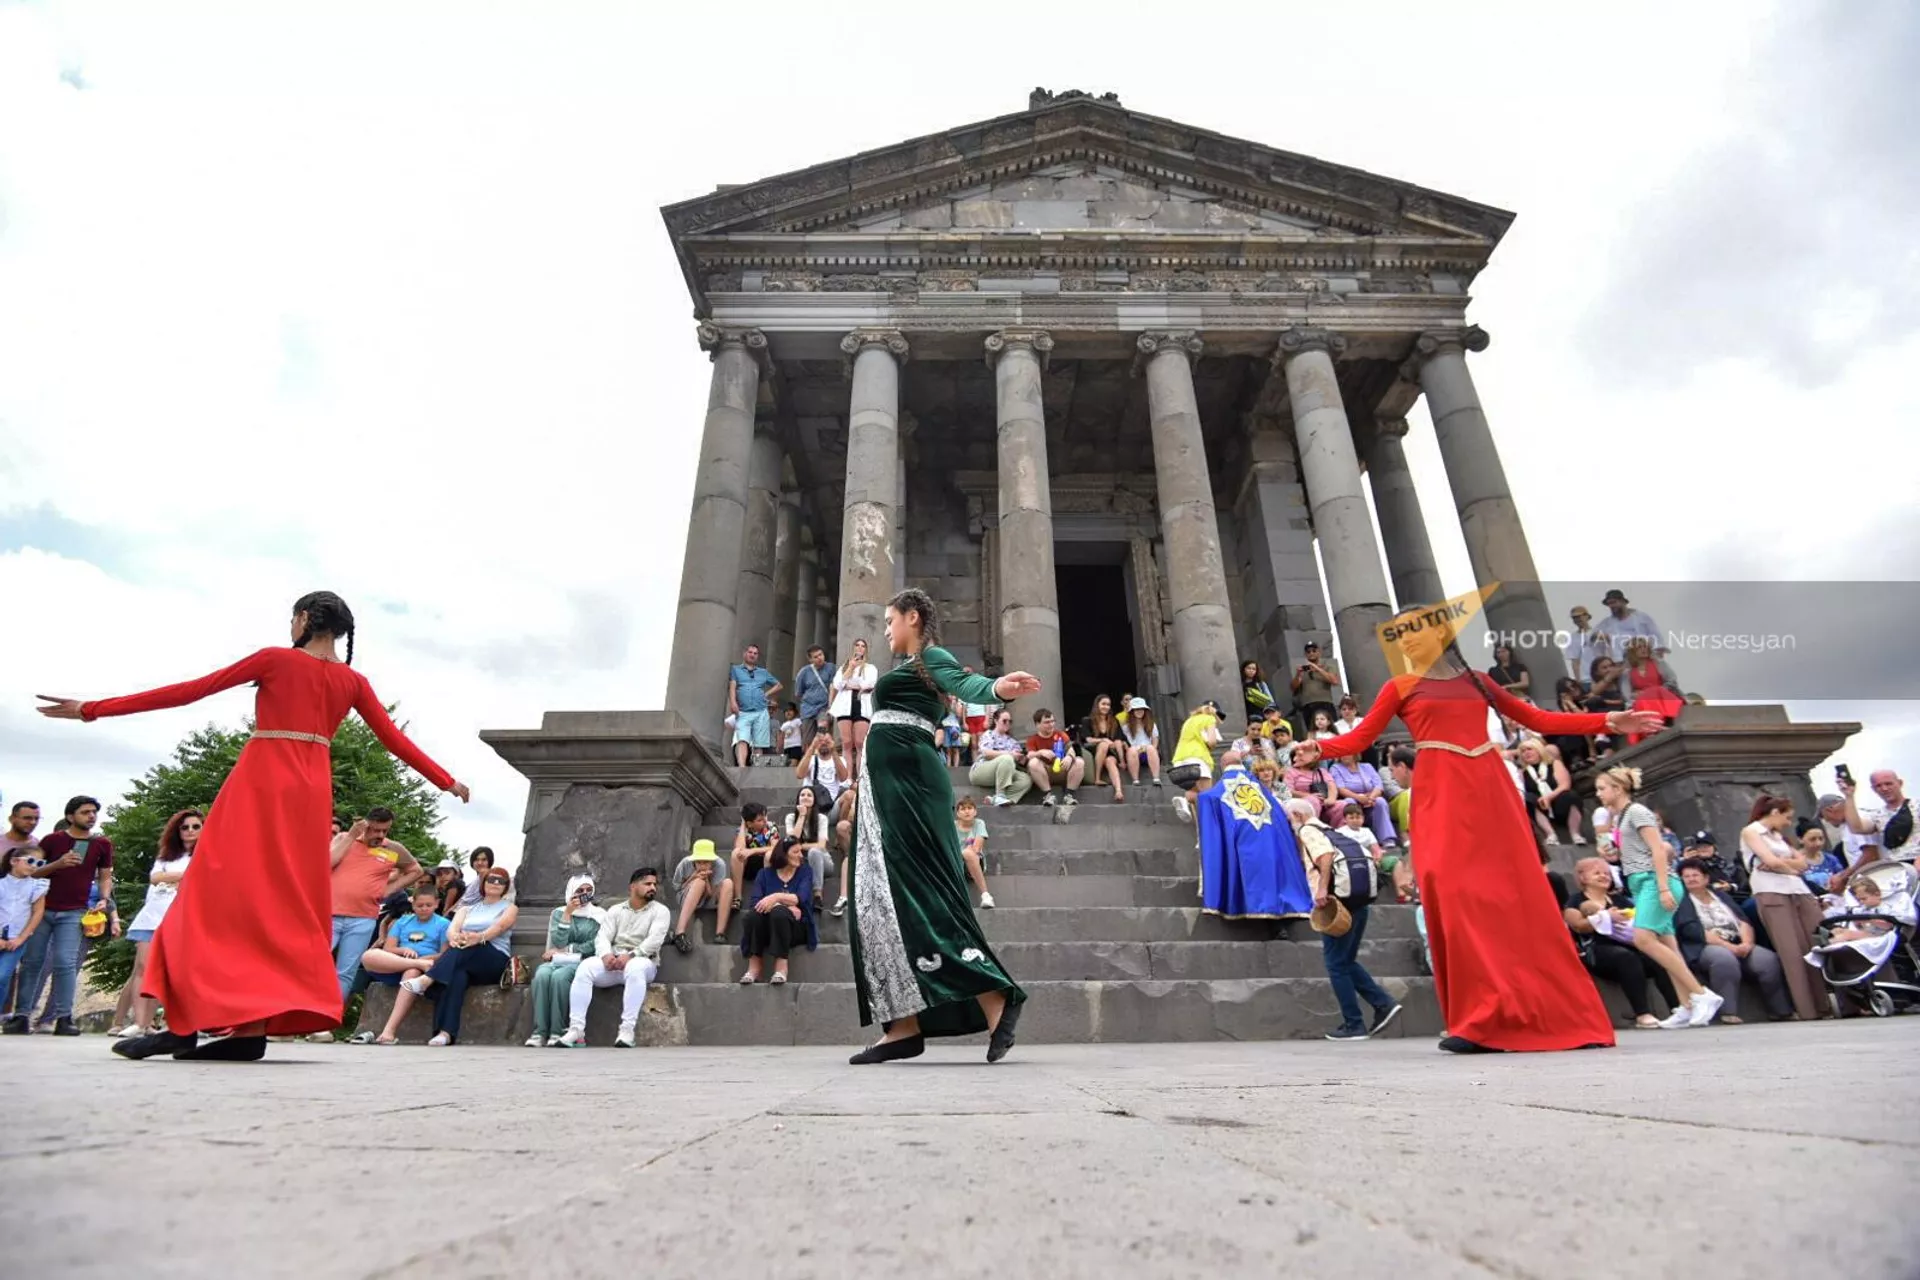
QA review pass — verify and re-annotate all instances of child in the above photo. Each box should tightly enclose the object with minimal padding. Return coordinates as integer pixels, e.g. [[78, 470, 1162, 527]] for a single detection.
[[941, 704, 965, 767], [954, 796, 993, 909], [1170, 699, 1223, 823], [0, 843, 51, 1002], [1339, 801, 1381, 858], [779, 703, 805, 763]]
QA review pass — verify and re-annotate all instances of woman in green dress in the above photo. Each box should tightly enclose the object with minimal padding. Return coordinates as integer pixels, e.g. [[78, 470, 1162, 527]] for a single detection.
[[848, 588, 1040, 1065]]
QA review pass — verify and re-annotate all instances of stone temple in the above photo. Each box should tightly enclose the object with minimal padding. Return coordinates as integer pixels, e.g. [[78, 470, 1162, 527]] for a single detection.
[[439, 92, 1853, 1048]]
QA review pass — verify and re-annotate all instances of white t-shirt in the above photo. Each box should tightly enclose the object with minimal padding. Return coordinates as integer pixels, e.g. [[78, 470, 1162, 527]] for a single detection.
[[1742, 823, 1812, 897], [128, 854, 193, 932], [785, 811, 829, 846], [779, 717, 804, 750], [0, 875, 49, 940], [801, 750, 846, 800], [1861, 802, 1917, 863], [1595, 608, 1662, 661]]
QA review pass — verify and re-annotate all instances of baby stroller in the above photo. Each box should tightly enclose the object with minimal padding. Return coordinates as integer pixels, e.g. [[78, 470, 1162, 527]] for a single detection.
[[1812, 862, 1919, 1019]]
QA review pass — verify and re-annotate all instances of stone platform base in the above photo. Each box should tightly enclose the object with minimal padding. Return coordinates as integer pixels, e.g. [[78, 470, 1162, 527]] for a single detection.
[[354, 981, 688, 1047]]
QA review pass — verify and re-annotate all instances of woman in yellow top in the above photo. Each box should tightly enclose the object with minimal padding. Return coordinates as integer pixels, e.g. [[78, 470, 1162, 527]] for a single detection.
[[1169, 699, 1223, 822]]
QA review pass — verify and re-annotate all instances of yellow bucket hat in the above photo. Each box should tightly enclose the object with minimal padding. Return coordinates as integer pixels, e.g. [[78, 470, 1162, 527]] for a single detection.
[[689, 838, 718, 861]]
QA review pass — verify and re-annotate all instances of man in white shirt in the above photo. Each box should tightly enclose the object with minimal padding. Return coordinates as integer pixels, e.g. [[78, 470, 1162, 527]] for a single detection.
[[1563, 605, 1606, 684], [1593, 589, 1663, 662], [561, 867, 671, 1048], [1841, 769, 1916, 870], [793, 721, 847, 803]]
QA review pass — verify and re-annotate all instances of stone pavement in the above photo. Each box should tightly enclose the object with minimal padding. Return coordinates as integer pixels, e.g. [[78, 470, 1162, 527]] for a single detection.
[[7, 1022, 1918, 1280]]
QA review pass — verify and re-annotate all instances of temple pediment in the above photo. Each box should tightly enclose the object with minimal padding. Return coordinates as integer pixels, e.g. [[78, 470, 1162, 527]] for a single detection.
[[662, 92, 1513, 312]]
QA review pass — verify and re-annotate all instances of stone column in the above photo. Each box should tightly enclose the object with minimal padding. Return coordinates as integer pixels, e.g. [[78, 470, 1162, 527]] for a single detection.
[[792, 546, 819, 668], [1274, 328, 1393, 705], [835, 329, 908, 655], [1368, 417, 1446, 610], [664, 324, 765, 747], [732, 422, 782, 660], [985, 328, 1061, 720], [1136, 330, 1238, 723], [893, 455, 909, 593], [815, 585, 835, 665], [766, 490, 802, 684], [1409, 326, 1555, 684]]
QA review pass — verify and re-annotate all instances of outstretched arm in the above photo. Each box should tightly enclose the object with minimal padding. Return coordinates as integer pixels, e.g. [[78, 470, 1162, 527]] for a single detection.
[[51, 648, 278, 721], [922, 647, 1006, 705], [1485, 676, 1613, 737], [1311, 680, 1406, 761], [350, 677, 459, 794]]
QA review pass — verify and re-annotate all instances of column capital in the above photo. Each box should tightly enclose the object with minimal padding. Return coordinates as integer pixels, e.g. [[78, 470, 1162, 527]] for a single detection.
[[1374, 416, 1412, 442], [840, 327, 910, 377], [1272, 327, 1348, 363], [696, 322, 767, 361], [984, 328, 1054, 370], [1407, 325, 1490, 371], [1132, 329, 1203, 375]]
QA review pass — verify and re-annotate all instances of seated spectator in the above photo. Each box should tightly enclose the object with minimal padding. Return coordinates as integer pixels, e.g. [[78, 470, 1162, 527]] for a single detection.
[[1795, 822, 1845, 894], [724, 803, 778, 941], [396, 867, 518, 1046], [0, 841, 50, 1014], [1549, 678, 1595, 770], [431, 862, 465, 917], [1078, 694, 1127, 803], [1327, 753, 1396, 849], [1683, 832, 1747, 899], [1515, 737, 1582, 845], [357, 886, 456, 1044], [1284, 740, 1340, 823], [1306, 708, 1336, 742], [1620, 637, 1683, 742], [1250, 756, 1286, 799], [1262, 717, 1297, 769], [784, 786, 833, 908], [793, 716, 848, 809], [954, 795, 993, 910], [1121, 698, 1164, 786], [1584, 657, 1627, 750], [969, 708, 1032, 809], [1332, 695, 1363, 740], [827, 780, 860, 917], [1558, 856, 1687, 1029], [1025, 708, 1084, 807], [561, 867, 670, 1048], [668, 839, 729, 953], [1241, 658, 1276, 728], [1170, 700, 1223, 823], [458, 847, 497, 909], [959, 676, 996, 767], [1673, 858, 1791, 1024], [1487, 642, 1530, 698], [739, 840, 816, 985], [1382, 746, 1415, 903], [524, 874, 607, 1047], [779, 702, 806, 763]]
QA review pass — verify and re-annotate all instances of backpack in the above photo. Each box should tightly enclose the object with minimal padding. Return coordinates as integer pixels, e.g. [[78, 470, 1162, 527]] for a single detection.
[[1322, 827, 1378, 907]]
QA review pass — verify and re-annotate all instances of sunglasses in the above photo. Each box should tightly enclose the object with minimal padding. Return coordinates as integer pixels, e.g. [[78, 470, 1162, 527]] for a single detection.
[[484, 875, 509, 885]]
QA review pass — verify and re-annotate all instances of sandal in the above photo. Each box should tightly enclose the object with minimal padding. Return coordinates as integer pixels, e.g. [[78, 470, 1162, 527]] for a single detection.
[[348, 1031, 377, 1045], [1719, 1014, 1744, 1026], [375, 1035, 399, 1045], [770, 972, 788, 985]]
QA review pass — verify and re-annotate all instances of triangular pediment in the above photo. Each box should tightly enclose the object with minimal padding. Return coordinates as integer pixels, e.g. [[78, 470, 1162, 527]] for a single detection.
[[662, 94, 1513, 248]]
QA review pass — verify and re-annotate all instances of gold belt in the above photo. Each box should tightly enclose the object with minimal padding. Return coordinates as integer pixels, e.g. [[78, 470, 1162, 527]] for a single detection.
[[1412, 740, 1501, 758], [252, 729, 332, 745]]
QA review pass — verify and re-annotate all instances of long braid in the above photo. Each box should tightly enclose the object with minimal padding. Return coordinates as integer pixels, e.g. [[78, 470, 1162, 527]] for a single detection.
[[291, 590, 357, 663], [889, 587, 944, 694]]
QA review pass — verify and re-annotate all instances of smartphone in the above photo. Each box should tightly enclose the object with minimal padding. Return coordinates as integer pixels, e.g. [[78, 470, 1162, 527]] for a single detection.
[[1836, 763, 1855, 787]]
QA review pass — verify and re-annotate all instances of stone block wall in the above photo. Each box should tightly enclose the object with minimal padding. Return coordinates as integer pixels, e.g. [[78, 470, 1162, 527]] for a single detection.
[[902, 474, 987, 670], [1228, 442, 1334, 695]]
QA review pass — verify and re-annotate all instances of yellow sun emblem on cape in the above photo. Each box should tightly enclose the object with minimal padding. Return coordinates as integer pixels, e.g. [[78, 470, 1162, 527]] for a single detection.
[[1224, 779, 1273, 830]]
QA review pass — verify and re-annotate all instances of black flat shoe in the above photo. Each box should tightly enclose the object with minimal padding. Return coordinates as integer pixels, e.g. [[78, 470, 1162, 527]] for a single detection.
[[0, 1015, 27, 1035], [1437, 1035, 1503, 1055], [113, 1030, 198, 1060], [849, 1034, 925, 1065], [173, 1034, 268, 1062], [987, 998, 1024, 1063]]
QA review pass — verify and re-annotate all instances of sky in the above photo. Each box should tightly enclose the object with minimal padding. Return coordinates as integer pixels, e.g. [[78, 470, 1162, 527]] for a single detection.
[[3, 0, 1916, 859]]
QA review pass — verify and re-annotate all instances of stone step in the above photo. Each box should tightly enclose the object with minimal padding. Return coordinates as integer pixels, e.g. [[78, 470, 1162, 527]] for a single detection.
[[655, 936, 1425, 984], [672, 977, 1444, 1045], [692, 819, 1201, 855], [686, 904, 1422, 945], [706, 796, 1186, 828]]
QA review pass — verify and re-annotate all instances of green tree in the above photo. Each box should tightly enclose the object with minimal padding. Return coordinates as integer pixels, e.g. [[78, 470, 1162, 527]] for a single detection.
[[86, 708, 455, 992]]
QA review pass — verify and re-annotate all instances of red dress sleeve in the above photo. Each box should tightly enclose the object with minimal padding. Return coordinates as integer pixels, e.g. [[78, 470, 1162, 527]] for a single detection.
[[352, 675, 456, 791], [1312, 679, 1406, 760], [1484, 675, 1610, 736], [80, 649, 277, 721]]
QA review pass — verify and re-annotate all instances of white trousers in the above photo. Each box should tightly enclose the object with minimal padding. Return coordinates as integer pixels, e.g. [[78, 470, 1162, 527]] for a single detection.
[[567, 955, 658, 1029]]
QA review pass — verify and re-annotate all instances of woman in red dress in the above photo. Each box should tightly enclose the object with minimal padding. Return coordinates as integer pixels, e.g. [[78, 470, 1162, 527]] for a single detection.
[[1314, 609, 1660, 1053], [1621, 637, 1684, 744], [36, 591, 469, 1061]]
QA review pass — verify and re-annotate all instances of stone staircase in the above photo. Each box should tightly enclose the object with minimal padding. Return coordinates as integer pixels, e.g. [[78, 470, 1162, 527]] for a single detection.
[[660, 763, 1441, 1045]]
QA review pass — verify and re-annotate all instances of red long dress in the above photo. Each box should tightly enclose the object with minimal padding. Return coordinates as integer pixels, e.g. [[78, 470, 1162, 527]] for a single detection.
[[80, 647, 454, 1036], [1625, 661, 1683, 745], [1315, 673, 1616, 1051]]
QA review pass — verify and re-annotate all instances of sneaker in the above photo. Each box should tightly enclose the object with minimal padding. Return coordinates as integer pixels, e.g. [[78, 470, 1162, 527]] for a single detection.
[[1152, 777, 1165, 786], [1172, 795, 1192, 822], [52, 1017, 80, 1037], [1061, 792, 1078, 807], [988, 794, 1011, 807], [426, 1031, 452, 1046], [1042, 794, 1057, 807], [524, 1034, 548, 1048], [978, 891, 995, 910], [829, 896, 847, 917], [615, 1025, 636, 1048], [0, 1015, 26, 1035], [400, 976, 431, 996], [1325, 1025, 1371, 1041], [670, 932, 692, 955], [1369, 1003, 1403, 1037], [1687, 990, 1725, 1027], [1656, 1006, 1693, 1029], [557, 1027, 587, 1048]]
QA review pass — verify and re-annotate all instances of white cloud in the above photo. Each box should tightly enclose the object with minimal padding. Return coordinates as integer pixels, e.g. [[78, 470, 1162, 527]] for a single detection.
[[3, 0, 1913, 858]]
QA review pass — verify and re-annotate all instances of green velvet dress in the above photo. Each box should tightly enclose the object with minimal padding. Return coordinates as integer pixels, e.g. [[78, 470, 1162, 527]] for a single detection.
[[850, 645, 1027, 1035]]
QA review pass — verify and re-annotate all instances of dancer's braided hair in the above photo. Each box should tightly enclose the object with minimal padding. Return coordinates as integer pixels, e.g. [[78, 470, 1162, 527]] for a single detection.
[[888, 587, 943, 694], [292, 590, 356, 665]]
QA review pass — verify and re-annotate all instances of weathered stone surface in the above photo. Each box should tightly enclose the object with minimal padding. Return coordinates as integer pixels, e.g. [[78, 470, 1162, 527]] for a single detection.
[[835, 332, 905, 653], [355, 978, 686, 1046]]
